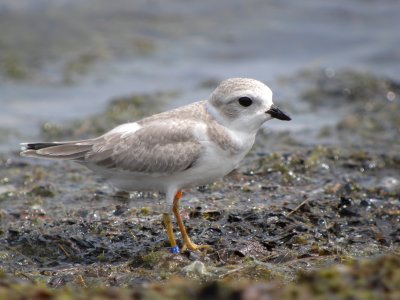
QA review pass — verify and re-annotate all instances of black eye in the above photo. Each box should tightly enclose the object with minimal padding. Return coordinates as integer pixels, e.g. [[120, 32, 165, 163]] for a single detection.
[[238, 97, 253, 107]]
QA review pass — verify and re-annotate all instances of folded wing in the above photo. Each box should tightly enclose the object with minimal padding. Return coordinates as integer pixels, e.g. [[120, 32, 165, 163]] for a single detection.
[[21, 121, 204, 176], [87, 121, 203, 174]]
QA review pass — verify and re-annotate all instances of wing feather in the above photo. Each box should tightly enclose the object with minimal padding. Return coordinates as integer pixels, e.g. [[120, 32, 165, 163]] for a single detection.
[[86, 121, 204, 175]]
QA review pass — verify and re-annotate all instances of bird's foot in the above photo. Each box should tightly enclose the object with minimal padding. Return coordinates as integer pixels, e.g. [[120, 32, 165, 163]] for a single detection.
[[181, 238, 211, 253]]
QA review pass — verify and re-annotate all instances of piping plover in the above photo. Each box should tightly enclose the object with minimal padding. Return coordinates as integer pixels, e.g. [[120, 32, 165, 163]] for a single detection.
[[20, 78, 291, 252]]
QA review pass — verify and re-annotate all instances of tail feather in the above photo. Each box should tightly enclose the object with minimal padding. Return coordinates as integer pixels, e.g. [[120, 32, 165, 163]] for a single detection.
[[20, 141, 93, 161], [22, 142, 62, 151]]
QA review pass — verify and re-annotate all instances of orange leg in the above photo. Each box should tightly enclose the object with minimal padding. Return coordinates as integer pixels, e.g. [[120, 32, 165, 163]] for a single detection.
[[162, 213, 177, 248], [172, 190, 210, 252]]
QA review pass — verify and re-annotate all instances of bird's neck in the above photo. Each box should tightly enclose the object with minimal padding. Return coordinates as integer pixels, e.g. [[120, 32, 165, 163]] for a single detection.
[[205, 102, 257, 154]]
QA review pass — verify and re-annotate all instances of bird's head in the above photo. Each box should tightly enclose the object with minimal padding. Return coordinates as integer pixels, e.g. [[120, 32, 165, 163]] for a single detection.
[[208, 78, 291, 133]]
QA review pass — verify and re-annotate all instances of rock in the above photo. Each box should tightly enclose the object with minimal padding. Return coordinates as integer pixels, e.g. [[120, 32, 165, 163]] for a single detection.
[[182, 261, 211, 278]]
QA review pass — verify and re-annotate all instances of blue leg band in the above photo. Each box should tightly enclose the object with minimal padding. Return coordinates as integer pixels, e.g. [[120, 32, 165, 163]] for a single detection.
[[169, 246, 180, 253]]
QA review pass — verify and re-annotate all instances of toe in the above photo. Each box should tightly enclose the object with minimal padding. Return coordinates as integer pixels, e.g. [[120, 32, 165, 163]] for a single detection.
[[182, 241, 210, 252]]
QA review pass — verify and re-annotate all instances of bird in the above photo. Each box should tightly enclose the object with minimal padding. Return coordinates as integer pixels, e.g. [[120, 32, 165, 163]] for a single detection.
[[20, 78, 291, 253]]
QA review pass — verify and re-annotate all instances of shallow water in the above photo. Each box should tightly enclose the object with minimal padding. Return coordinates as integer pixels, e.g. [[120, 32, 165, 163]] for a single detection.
[[1, 0, 399, 150]]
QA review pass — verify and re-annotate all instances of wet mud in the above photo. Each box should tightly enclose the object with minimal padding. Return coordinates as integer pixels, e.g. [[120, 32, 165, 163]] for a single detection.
[[0, 69, 399, 298]]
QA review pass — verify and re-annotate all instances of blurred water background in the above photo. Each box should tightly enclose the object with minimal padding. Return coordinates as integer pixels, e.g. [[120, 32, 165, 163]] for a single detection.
[[0, 0, 399, 150]]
